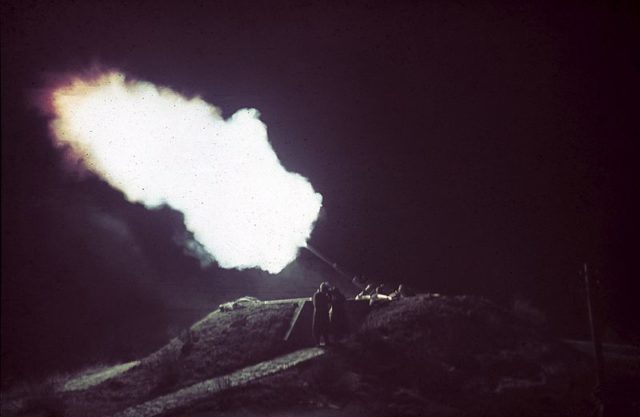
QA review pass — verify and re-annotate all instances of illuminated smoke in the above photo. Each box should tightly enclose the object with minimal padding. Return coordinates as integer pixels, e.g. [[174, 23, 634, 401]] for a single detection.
[[46, 71, 322, 273]]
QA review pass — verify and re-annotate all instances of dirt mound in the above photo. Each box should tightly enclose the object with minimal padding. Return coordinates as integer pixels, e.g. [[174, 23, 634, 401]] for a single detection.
[[43, 302, 298, 417], [341, 294, 592, 416], [3, 296, 607, 417], [191, 295, 596, 417]]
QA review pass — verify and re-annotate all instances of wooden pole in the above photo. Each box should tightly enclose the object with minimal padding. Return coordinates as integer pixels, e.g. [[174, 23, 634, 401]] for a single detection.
[[584, 263, 606, 415]]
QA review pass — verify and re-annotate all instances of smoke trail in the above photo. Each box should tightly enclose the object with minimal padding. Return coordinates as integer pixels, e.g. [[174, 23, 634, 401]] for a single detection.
[[46, 71, 322, 274]]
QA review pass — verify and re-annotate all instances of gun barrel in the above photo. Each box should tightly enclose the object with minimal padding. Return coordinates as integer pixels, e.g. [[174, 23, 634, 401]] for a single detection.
[[305, 244, 354, 283]]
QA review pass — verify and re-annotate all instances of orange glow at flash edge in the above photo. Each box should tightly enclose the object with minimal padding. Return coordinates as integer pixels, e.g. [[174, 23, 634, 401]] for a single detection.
[[49, 71, 323, 273]]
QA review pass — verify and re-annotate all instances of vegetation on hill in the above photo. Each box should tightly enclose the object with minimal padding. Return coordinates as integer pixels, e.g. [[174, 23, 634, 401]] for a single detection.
[[2, 302, 297, 417], [4, 295, 638, 417], [147, 296, 602, 417]]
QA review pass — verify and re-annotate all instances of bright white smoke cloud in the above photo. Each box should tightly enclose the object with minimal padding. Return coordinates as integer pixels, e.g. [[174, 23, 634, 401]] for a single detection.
[[46, 71, 322, 273]]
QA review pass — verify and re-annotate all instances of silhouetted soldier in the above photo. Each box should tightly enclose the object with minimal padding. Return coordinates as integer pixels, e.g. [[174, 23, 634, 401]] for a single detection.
[[351, 274, 367, 290], [312, 282, 331, 346], [369, 284, 392, 307], [355, 283, 375, 300], [329, 286, 348, 341], [389, 283, 416, 300]]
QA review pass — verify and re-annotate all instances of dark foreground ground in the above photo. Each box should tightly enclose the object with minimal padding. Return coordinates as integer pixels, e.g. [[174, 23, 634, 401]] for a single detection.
[[2, 295, 639, 417]]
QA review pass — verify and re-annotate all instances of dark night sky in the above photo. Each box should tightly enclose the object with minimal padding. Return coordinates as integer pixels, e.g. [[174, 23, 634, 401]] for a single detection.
[[2, 0, 639, 383]]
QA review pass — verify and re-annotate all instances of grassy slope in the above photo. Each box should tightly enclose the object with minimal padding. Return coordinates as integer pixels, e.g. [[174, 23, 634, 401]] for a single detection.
[[8, 295, 635, 417], [56, 302, 297, 417], [344, 295, 594, 416], [165, 295, 600, 417]]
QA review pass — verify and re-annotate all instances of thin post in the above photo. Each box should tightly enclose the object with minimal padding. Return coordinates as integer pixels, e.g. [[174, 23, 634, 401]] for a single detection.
[[583, 263, 606, 415]]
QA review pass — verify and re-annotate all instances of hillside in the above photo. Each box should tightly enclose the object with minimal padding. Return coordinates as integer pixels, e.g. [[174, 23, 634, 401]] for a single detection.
[[161, 295, 602, 417], [3, 295, 638, 417]]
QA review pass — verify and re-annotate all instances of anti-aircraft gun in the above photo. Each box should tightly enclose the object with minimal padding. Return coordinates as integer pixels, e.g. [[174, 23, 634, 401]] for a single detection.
[[305, 245, 367, 290]]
